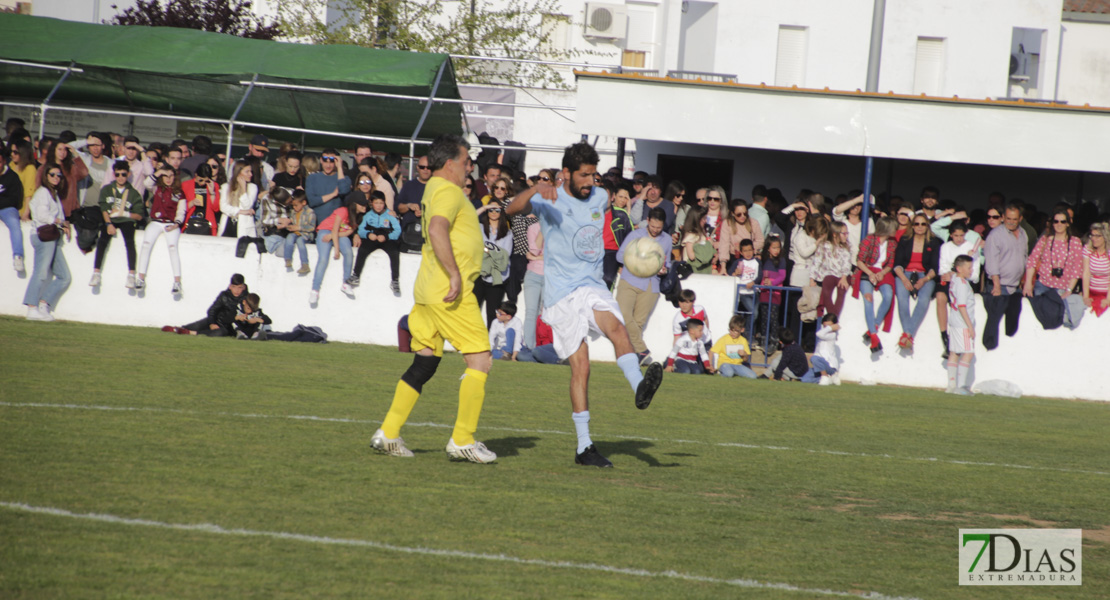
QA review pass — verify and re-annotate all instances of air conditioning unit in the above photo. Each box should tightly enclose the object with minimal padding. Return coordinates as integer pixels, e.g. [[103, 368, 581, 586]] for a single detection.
[[584, 2, 627, 40], [1009, 44, 1030, 82]]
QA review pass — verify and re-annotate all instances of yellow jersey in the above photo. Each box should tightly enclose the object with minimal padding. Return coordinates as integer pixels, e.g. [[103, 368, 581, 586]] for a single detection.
[[414, 176, 484, 305]]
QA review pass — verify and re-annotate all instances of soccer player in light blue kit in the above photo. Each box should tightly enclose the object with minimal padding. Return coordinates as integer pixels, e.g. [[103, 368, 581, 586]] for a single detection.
[[506, 142, 663, 468]]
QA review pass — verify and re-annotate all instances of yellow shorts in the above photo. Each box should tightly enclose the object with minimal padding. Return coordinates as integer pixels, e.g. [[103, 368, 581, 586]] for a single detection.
[[408, 294, 491, 356]]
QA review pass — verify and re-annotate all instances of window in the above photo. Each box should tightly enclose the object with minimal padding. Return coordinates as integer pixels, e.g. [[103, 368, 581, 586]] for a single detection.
[[622, 51, 646, 68], [625, 3, 657, 69], [774, 26, 808, 87], [912, 37, 945, 96], [1008, 27, 1045, 99]]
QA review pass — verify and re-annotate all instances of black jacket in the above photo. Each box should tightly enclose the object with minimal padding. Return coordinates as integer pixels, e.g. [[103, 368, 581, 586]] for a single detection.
[[893, 236, 941, 274], [0, 167, 23, 212], [207, 288, 247, 328]]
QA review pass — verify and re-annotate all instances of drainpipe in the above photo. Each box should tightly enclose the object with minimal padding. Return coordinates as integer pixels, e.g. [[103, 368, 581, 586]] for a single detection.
[[860, 0, 887, 239]]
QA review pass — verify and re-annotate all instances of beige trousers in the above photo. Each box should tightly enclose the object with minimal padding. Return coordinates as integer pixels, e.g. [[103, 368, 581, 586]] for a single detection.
[[615, 279, 659, 354]]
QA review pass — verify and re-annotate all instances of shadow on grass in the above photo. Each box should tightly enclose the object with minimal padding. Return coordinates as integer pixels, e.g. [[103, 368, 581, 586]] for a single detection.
[[605, 440, 684, 467], [483, 436, 541, 458]]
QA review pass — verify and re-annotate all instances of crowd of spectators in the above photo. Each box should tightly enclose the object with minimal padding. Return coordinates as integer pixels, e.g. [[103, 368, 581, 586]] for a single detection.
[[4, 117, 1108, 388]]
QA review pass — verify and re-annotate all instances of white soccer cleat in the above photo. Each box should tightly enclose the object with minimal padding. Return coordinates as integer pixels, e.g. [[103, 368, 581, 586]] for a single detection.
[[370, 429, 414, 458], [445, 438, 497, 464]]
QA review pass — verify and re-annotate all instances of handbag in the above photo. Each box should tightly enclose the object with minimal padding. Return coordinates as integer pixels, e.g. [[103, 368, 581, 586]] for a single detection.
[[37, 224, 61, 242], [184, 213, 212, 236]]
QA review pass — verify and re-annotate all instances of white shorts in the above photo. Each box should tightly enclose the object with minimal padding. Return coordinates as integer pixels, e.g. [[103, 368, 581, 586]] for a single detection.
[[947, 326, 975, 355], [543, 286, 625, 359]]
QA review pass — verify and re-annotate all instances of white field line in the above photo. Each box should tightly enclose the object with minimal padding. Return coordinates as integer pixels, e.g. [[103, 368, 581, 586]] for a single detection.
[[2, 401, 1107, 477], [0, 501, 921, 600]]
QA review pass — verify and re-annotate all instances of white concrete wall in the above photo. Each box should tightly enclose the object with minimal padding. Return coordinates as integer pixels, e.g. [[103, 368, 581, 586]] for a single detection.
[[577, 75, 1110, 174], [2, 224, 1107, 401], [1057, 21, 1110, 108]]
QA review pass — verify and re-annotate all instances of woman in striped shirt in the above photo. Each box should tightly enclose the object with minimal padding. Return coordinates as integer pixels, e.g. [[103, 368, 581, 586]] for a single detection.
[[1082, 221, 1109, 317]]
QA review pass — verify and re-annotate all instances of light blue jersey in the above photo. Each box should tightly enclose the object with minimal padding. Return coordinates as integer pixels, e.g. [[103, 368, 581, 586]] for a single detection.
[[530, 184, 609, 307]]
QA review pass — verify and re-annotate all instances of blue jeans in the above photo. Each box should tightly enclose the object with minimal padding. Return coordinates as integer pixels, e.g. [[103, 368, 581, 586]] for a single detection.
[[284, 234, 310, 261], [23, 233, 71, 308], [0, 207, 24, 258], [718, 363, 757, 379], [517, 344, 561, 364], [263, 234, 285, 254], [492, 329, 517, 360], [810, 355, 837, 375], [522, 270, 544, 348], [860, 279, 894, 335], [673, 359, 705, 374], [895, 275, 935, 337], [312, 231, 352, 291]]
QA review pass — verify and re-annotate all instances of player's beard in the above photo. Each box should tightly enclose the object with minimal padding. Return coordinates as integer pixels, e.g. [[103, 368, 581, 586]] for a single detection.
[[573, 183, 592, 200]]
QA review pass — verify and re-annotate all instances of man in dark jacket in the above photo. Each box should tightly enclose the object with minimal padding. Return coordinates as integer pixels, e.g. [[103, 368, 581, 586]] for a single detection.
[[173, 273, 248, 336]]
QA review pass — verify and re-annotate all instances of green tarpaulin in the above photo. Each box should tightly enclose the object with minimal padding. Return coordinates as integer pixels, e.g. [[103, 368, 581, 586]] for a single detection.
[[0, 13, 463, 149]]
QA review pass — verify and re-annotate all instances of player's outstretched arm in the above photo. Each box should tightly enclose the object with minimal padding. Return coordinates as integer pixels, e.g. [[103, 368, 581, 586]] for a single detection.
[[427, 215, 462, 303], [505, 182, 557, 217]]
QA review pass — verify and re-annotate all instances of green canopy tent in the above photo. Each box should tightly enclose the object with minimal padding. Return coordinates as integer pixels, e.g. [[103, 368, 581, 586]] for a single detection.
[[0, 13, 465, 157]]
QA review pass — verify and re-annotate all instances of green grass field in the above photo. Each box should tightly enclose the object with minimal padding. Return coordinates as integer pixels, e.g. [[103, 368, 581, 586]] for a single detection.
[[1, 316, 1107, 599]]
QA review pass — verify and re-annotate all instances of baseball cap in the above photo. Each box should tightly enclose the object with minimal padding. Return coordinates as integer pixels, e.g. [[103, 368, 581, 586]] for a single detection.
[[250, 134, 268, 147]]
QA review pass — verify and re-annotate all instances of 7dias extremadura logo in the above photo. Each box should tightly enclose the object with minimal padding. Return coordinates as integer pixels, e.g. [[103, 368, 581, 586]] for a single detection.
[[959, 529, 1082, 585]]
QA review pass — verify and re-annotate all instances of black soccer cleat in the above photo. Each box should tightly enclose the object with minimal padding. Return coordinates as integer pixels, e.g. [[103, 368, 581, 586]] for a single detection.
[[575, 444, 613, 468], [635, 362, 663, 410]]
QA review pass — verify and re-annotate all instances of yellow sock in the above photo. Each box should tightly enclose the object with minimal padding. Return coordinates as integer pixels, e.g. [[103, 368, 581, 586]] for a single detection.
[[451, 368, 487, 446], [381, 380, 420, 439]]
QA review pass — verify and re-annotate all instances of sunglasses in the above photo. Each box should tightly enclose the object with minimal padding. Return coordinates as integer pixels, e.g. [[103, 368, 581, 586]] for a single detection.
[[194, 178, 210, 185], [47, 172, 62, 178], [633, 180, 645, 185], [488, 208, 502, 213], [913, 222, 929, 227], [114, 172, 130, 177], [493, 186, 508, 191], [1053, 219, 1069, 224], [734, 211, 747, 217], [987, 214, 1002, 220], [322, 157, 336, 163], [464, 184, 473, 189], [417, 165, 430, 170], [358, 179, 372, 185], [539, 176, 551, 182]]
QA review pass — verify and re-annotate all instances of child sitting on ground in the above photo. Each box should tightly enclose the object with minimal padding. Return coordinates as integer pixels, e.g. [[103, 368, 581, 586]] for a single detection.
[[711, 315, 757, 379], [235, 292, 272, 340], [812, 313, 841, 385], [489, 301, 524, 361], [673, 288, 711, 343], [164, 273, 247, 337], [517, 316, 563, 365], [946, 254, 976, 395], [768, 328, 811, 381], [665, 318, 714, 374]]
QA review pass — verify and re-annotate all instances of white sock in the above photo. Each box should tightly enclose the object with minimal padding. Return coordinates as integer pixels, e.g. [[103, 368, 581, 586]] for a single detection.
[[957, 361, 971, 389], [946, 359, 958, 390], [572, 411, 592, 454]]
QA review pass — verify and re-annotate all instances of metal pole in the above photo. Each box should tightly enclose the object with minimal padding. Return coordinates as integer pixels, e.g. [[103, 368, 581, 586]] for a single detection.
[[1054, 25, 1065, 103], [861, 157, 874, 239], [38, 61, 77, 142], [615, 137, 626, 172], [410, 60, 449, 146], [409, 141, 416, 181], [865, 0, 887, 93], [226, 73, 259, 169]]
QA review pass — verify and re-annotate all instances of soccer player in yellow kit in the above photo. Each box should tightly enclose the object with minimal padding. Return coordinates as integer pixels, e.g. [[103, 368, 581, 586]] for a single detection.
[[370, 134, 497, 463]]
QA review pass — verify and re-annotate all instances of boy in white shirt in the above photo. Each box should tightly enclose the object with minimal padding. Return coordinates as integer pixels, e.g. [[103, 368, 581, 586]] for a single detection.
[[946, 255, 977, 395], [489, 301, 524, 361], [664, 318, 714, 375], [811, 313, 841, 386], [673, 288, 711, 344]]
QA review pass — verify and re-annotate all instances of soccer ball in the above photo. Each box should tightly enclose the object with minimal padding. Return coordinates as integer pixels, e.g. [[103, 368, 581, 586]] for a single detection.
[[623, 236, 666, 278]]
